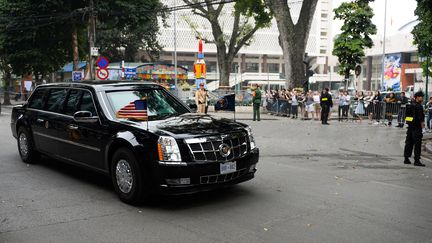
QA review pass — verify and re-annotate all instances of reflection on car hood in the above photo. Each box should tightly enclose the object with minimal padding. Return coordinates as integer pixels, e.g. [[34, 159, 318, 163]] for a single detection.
[[153, 113, 246, 137]]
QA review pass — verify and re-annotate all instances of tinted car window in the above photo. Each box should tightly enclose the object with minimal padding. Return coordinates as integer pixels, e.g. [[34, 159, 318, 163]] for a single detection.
[[28, 89, 46, 109], [45, 89, 67, 113], [79, 91, 97, 116], [64, 89, 82, 116], [106, 89, 189, 121]]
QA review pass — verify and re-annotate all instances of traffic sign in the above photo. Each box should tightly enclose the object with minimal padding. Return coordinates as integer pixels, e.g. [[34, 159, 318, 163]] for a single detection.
[[124, 68, 136, 79], [97, 69, 109, 80], [96, 56, 109, 69], [72, 71, 83, 81], [91, 47, 99, 57]]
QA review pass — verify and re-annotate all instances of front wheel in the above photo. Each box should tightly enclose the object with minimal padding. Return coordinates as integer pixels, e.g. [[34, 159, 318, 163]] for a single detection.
[[111, 148, 149, 205], [17, 127, 40, 164]]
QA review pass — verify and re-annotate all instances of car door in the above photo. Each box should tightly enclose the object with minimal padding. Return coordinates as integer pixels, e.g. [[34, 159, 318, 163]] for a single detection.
[[29, 88, 67, 155], [56, 89, 105, 169]]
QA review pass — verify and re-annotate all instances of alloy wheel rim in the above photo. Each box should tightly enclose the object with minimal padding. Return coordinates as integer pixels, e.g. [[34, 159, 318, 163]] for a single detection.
[[115, 159, 133, 194], [19, 133, 29, 157]]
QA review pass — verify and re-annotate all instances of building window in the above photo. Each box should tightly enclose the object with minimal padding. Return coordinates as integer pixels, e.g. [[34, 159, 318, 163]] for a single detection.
[[320, 31, 327, 36], [245, 63, 259, 72], [268, 63, 279, 73], [207, 62, 217, 73], [321, 13, 328, 19], [231, 63, 240, 73], [320, 49, 327, 54]]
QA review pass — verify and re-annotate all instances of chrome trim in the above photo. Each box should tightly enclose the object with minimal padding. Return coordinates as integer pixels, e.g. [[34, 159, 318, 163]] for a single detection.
[[158, 161, 188, 166], [33, 131, 101, 152], [200, 168, 247, 184], [184, 132, 249, 162]]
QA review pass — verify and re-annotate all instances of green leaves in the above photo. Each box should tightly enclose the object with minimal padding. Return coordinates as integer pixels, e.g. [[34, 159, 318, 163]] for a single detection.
[[333, 0, 376, 78], [412, 0, 432, 74]]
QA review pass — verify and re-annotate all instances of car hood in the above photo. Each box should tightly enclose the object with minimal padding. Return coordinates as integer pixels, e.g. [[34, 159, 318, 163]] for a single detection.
[[150, 113, 247, 138]]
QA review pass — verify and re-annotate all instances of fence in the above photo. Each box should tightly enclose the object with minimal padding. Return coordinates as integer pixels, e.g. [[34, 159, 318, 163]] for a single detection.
[[265, 98, 410, 123]]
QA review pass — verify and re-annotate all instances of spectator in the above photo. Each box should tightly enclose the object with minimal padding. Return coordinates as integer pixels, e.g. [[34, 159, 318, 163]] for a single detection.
[[338, 91, 347, 122], [372, 91, 382, 124], [313, 91, 321, 121], [397, 91, 410, 128], [343, 91, 350, 120], [364, 91, 374, 123], [291, 90, 299, 119], [304, 91, 315, 120], [385, 92, 397, 126], [354, 91, 365, 123], [426, 97, 432, 131]]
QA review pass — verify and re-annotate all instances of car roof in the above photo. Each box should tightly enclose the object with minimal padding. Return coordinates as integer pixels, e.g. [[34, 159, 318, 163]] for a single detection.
[[36, 80, 163, 92]]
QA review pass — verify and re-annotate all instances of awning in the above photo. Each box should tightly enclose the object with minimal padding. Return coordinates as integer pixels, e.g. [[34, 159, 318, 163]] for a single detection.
[[61, 61, 87, 72]]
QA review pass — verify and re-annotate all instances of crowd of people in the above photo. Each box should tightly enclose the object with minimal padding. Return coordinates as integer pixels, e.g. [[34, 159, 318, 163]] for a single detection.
[[262, 88, 429, 127]]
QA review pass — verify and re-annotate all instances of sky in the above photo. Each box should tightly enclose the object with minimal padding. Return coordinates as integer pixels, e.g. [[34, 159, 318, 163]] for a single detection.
[[332, 0, 418, 37]]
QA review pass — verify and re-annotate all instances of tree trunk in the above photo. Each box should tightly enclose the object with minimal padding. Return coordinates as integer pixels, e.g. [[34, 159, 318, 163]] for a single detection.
[[218, 58, 231, 89], [72, 24, 79, 71], [2, 71, 12, 105], [267, 0, 318, 89]]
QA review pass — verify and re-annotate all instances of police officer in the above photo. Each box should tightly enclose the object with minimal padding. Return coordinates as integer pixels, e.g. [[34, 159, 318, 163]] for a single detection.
[[252, 84, 262, 121], [320, 87, 333, 125], [403, 91, 426, 166]]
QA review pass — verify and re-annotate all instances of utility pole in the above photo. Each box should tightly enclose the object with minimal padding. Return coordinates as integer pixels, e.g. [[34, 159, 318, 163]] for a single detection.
[[380, 0, 388, 91], [173, 0, 178, 96], [88, 0, 96, 80]]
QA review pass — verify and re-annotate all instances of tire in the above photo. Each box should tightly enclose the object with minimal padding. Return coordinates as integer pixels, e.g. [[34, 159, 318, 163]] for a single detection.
[[17, 127, 40, 164], [111, 148, 149, 205]]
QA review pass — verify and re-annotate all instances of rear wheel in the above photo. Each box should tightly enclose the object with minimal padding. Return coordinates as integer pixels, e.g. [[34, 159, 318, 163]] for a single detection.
[[111, 148, 149, 204], [17, 127, 40, 164]]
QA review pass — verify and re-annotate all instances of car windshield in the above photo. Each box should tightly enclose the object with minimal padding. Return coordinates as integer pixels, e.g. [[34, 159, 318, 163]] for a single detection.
[[106, 89, 189, 121]]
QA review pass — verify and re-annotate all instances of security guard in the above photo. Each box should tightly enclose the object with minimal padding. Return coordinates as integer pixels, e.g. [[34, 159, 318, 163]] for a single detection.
[[252, 84, 262, 121], [404, 91, 426, 166], [320, 87, 333, 125]]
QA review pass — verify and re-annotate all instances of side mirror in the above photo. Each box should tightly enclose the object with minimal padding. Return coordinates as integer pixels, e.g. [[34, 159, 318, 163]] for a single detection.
[[73, 111, 99, 123]]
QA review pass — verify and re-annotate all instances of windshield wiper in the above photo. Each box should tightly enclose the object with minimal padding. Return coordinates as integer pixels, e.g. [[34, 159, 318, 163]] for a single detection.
[[158, 113, 179, 119]]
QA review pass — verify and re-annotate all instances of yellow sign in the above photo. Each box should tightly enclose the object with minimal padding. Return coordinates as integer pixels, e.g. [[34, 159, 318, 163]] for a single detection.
[[405, 117, 413, 122], [321, 98, 328, 101]]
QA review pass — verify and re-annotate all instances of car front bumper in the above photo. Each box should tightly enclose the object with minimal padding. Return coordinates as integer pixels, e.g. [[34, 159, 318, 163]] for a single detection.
[[152, 148, 259, 195]]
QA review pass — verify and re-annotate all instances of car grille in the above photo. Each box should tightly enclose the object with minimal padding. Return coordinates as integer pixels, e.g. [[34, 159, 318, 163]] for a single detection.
[[184, 132, 249, 162], [200, 169, 247, 184]]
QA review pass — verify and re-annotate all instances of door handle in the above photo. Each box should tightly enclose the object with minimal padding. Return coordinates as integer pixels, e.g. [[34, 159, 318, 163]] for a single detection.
[[36, 118, 44, 123], [67, 124, 79, 130]]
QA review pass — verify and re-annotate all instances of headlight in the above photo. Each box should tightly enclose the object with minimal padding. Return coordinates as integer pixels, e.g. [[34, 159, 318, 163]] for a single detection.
[[245, 126, 256, 150], [158, 136, 182, 162]]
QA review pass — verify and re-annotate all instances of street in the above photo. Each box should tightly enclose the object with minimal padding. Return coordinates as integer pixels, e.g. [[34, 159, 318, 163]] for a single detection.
[[1, 109, 432, 243]]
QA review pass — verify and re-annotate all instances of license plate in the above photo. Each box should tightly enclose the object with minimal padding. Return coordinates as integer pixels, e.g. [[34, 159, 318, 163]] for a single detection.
[[220, 162, 236, 174]]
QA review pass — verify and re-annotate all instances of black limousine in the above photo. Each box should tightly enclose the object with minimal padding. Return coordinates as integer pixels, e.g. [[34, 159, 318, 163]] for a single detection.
[[11, 81, 259, 204]]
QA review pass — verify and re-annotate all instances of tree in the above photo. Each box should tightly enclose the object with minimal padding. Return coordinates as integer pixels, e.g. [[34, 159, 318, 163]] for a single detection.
[[412, 0, 432, 75], [265, 0, 318, 88], [332, 0, 376, 86], [182, 0, 271, 87], [0, 0, 87, 83], [96, 0, 167, 62]]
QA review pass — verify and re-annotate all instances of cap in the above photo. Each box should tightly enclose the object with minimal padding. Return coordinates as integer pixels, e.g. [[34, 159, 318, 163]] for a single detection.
[[414, 91, 425, 97]]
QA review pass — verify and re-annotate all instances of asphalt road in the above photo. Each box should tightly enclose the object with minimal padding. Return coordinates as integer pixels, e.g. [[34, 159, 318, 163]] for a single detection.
[[1, 109, 432, 243]]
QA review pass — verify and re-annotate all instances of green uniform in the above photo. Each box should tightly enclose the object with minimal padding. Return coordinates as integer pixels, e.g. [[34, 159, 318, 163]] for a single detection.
[[252, 88, 262, 121]]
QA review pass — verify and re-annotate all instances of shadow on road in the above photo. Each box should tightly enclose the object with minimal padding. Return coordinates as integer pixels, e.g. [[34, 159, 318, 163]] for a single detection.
[[35, 156, 257, 210]]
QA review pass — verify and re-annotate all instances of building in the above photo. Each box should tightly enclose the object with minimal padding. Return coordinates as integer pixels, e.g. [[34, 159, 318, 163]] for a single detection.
[[357, 20, 424, 92], [155, 0, 343, 91]]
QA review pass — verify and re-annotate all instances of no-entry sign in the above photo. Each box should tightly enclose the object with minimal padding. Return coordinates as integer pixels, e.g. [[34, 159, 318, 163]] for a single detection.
[[97, 69, 109, 80]]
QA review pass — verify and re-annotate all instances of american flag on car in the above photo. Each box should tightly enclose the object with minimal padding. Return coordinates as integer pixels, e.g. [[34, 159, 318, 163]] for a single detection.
[[116, 99, 148, 120]]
